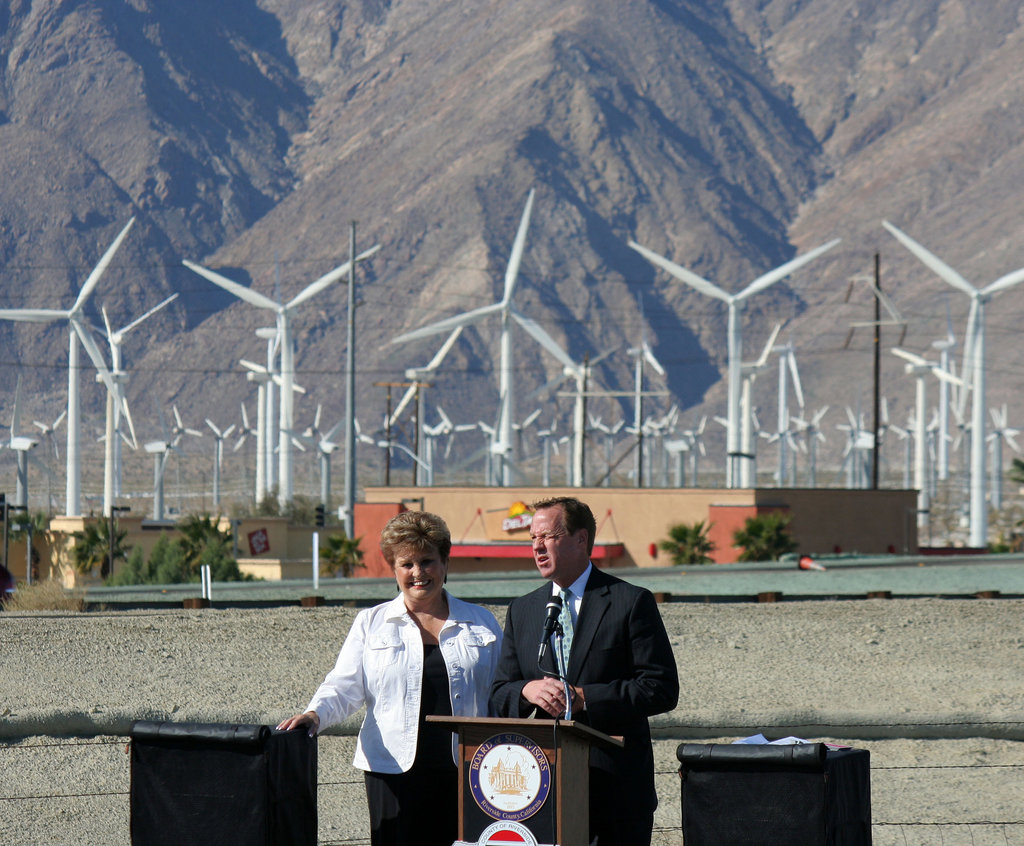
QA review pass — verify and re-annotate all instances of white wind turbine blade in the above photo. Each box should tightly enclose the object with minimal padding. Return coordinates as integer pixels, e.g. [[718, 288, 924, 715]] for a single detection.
[[882, 221, 975, 296], [70, 318, 116, 393], [932, 367, 963, 388], [628, 241, 731, 303], [642, 340, 666, 377], [957, 298, 980, 416], [502, 189, 535, 304], [391, 326, 464, 425], [756, 323, 783, 368], [518, 408, 542, 429], [510, 311, 576, 370], [0, 308, 69, 323], [73, 218, 135, 313], [239, 359, 266, 374], [982, 266, 1024, 298], [11, 375, 25, 437], [427, 325, 464, 368], [323, 418, 345, 444], [892, 347, 929, 368], [115, 292, 179, 338], [183, 260, 281, 312], [287, 244, 381, 309], [788, 351, 804, 408], [391, 301, 504, 345], [101, 306, 115, 352], [119, 395, 139, 451], [739, 238, 841, 300]]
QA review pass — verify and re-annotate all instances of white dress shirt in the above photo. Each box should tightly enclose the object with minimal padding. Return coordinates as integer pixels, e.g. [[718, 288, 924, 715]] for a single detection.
[[306, 591, 502, 773], [551, 561, 592, 627]]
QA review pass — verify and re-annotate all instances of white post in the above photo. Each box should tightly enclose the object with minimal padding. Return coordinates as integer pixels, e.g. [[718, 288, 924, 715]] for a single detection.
[[312, 531, 320, 591]]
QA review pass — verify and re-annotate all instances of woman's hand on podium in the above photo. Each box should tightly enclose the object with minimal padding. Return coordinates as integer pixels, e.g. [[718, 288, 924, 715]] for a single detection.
[[277, 710, 320, 737]]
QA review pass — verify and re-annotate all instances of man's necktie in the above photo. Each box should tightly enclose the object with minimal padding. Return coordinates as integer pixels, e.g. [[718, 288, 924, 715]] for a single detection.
[[558, 587, 575, 668]]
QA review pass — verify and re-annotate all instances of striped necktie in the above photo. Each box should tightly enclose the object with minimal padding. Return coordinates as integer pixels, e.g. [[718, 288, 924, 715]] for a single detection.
[[558, 587, 575, 667]]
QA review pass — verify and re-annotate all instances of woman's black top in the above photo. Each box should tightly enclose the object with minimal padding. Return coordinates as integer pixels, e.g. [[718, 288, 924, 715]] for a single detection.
[[412, 643, 454, 769]]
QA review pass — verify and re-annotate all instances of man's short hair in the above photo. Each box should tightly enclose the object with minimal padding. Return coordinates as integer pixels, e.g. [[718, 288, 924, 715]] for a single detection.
[[530, 496, 597, 554]]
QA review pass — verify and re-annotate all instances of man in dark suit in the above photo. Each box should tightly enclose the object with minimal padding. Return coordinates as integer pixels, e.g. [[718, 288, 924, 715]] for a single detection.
[[490, 496, 679, 846]]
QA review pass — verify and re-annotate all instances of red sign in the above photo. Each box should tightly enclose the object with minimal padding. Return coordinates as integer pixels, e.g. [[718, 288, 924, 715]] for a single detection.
[[248, 528, 270, 556]]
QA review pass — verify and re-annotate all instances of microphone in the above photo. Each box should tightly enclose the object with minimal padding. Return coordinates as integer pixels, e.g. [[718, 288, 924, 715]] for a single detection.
[[537, 594, 563, 664]]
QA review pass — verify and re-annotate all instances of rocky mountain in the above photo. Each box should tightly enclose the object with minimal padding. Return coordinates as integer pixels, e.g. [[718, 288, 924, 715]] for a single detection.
[[1, 0, 1022, 502]]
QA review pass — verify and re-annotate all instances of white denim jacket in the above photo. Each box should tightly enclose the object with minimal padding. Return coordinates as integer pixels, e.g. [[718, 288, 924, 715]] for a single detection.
[[306, 591, 502, 773]]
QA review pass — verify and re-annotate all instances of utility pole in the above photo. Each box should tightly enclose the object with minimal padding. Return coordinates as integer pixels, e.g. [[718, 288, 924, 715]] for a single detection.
[[344, 222, 358, 538], [872, 253, 881, 490]]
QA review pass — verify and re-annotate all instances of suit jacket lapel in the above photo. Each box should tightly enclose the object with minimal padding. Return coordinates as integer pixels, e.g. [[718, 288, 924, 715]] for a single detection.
[[567, 568, 612, 682]]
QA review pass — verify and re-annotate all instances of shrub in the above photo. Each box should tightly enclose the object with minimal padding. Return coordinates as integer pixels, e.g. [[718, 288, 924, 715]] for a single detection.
[[1, 580, 85, 612], [733, 512, 798, 562], [320, 532, 365, 577], [659, 521, 715, 565]]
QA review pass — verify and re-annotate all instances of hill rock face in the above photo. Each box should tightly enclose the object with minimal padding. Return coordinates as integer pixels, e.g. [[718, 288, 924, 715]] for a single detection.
[[1, 0, 1022, 493]]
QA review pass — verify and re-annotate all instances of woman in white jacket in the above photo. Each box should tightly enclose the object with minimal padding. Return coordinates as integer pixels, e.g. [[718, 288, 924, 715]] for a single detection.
[[278, 511, 502, 846]]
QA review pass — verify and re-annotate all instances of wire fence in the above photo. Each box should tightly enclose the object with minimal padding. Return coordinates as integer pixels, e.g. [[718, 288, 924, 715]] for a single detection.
[[3, 736, 1024, 845]]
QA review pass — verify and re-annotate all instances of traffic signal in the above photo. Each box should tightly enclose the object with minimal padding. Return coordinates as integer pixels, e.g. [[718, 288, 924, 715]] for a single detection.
[[314, 504, 326, 527]]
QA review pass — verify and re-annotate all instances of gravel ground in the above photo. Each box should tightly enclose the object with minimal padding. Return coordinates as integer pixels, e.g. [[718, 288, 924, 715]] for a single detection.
[[2, 598, 1023, 844]]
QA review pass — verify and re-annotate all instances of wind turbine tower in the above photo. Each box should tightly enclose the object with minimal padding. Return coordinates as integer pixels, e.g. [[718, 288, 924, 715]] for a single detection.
[[391, 189, 576, 486], [185, 246, 379, 506], [883, 220, 1024, 547], [0, 218, 135, 516], [629, 236, 840, 488], [892, 347, 962, 530]]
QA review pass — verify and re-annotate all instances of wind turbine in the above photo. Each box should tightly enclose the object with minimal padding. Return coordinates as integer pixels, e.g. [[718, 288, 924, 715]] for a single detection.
[[531, 345, 618, 487], [988, 405, 1020, 511], [626, 325, 667, 488], [32, 408, 66, 513], [629, 236, 840, 488], [738, 323, 782, 487], [98, 293, 177, 515], [892, 347, 963, 529], [791, 406, 829, 488], [298, 406, 345, 506], [388, 326, 463, 486], [931, 297, 958, 481], [0, 218, 135, 516], [883, 220, 1024, 547], [420, 407, 457, 487], [7, 377, 51, 508], [836, 407, 873, 489], [770, 338, 805, 487], [184, 245, 380, 506], [144, 404, 202, 520], [391, 189, 577, 486], [205, 419, 236, 511]]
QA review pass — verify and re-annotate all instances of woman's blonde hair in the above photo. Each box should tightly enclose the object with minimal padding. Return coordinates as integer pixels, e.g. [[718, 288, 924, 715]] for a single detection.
[[379, 511, 452, 565]]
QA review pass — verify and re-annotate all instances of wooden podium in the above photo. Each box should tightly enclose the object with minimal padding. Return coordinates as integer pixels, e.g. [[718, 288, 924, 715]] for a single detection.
[[428, 716, 622, 846]]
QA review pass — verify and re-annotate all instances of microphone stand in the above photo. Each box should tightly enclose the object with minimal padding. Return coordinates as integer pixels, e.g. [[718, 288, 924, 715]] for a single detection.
[[552, 623, 573, 721]]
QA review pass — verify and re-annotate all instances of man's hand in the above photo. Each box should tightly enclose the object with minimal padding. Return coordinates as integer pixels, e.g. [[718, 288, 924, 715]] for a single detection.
[[521, 678, 585, 717]]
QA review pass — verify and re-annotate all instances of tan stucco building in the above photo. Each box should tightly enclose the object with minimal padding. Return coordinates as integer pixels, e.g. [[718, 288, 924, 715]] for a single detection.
[[357, 486, 920, 577]]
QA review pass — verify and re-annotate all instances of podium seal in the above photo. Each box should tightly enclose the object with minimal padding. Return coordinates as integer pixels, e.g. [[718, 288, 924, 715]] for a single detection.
[[476, 820, 540, 845], [469, 732, 551, 822]]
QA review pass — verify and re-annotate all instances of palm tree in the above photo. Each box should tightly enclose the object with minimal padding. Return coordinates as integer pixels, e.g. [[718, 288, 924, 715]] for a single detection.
[[733, 512, 798, 562], [320, 532, 365, 577], [7, 510, 50, 581], [1008, 458, 1024, 486], [659, 521, 715, 565], [71, 520, 130, 577]]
